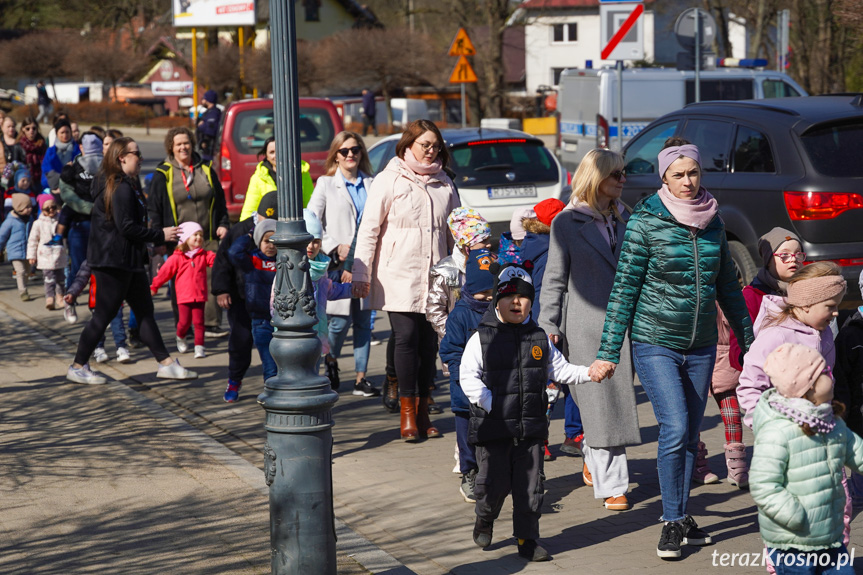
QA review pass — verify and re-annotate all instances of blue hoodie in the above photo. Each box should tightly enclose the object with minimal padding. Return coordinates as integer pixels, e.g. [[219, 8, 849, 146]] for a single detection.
[[519, 231, 550, 322]]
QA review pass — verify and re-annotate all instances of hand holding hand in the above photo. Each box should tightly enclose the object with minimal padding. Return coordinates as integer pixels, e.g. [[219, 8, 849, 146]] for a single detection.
[[64, 293, 75, 305], [549, 334, 560, 346], [341, 270, 352, 284], [217, 293, 232, 309], [352, 281, 370, 299], [588, 360, 617, 382], [28, 258, 36, 266]]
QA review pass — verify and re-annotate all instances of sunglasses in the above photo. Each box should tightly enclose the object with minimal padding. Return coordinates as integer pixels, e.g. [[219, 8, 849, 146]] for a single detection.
[[23, 126, 37, 132], [610, 170, 626, 182], [124, 150, 143, 159], [773, 251, 806, 263], [337, 146, 361, 157]]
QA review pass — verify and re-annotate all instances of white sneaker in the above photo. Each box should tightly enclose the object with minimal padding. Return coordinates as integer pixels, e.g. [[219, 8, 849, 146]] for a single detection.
[[116, 347, 132, 363], [176, 336, 188, 354], [64, 304, 78, 324], [93, 347, 109, 363], [194, 345, 206, 359], [156, 359, 198, 380], [67, 363, 107, 385]]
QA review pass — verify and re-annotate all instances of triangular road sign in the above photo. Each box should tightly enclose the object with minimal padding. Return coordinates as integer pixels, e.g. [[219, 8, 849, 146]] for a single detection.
[[448, 28, 477, 57], [449, 55, 478, 83]]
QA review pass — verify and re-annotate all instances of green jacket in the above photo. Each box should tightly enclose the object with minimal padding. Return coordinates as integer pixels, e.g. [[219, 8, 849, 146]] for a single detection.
[[750, 389, 863, 551], [597, 193, 752, 362]]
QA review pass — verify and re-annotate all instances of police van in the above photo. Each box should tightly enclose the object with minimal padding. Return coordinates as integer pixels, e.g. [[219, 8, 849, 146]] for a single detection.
[[556, 66, 807, 172]]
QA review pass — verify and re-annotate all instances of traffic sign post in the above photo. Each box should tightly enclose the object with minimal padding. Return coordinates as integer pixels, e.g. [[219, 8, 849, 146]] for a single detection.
[[448, 27, 477, 128], [600, 1, 644, 150]]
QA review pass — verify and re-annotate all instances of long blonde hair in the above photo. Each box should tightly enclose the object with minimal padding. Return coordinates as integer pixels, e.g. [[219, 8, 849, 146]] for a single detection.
[[570, 148, 625, 218], [325, 131, 372, 176], [763, 261, 843, 328]]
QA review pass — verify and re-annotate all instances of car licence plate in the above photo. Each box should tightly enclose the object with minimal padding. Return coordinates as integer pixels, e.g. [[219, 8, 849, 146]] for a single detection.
[[488, 185, 537, 199]]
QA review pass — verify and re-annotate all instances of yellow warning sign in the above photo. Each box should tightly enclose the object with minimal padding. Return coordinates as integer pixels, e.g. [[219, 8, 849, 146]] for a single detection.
[[448, 28, 477, 57], [449, 55, 478, 84]]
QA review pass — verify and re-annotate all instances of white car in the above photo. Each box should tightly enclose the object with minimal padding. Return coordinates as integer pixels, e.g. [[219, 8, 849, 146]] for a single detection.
[[367, 128, 570, 236]]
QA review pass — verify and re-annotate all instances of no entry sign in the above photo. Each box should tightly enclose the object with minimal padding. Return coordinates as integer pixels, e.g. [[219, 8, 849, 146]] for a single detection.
[[600, 1, 644, 61]]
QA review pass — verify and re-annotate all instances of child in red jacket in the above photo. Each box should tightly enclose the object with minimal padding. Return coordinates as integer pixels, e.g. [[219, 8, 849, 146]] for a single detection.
[[151, 222, 216, 358]]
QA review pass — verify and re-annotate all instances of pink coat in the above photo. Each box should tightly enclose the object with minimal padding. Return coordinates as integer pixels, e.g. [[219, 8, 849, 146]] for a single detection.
[[352, 157, 459, 313], [738, 294, 836, 429], [151, 249, 216, 304], [711, 304, 740, 394], [729, 284, 768, 371]]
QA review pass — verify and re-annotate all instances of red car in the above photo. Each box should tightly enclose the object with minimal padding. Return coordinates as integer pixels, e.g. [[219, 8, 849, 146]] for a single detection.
[[214, 97, 344, 220]]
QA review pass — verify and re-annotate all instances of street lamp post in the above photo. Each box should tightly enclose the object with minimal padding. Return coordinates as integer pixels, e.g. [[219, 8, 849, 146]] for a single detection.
[[259, 1, 339, 574]]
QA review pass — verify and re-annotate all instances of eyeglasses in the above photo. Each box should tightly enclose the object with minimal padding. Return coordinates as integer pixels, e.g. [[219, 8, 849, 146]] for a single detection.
[[610, 170, 626, 182], [124, 150, 142, 159], [773, 251, 806, 263], [337, 146, 361, 157], [415, 140, 441, 153]]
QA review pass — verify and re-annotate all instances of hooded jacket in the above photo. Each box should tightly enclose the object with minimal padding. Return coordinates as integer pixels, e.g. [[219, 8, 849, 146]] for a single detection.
[[750, 388, 863, 551], [228, 233, 277, 320], [729, 275, 776, 371], [27, 212, 67, 270], [0, 211, 29, 260], [151, 249, 217, 304], [597, 192, 753, 363], [426, 254, 463, 340], [440, 290, 491, 414], [738, 295, 836, 429]]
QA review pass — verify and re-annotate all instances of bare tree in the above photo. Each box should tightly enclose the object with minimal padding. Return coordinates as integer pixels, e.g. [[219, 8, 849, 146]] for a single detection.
[[316, 27, 445, 127], [0, 31, 76, 103], [245, 45, 274, 96], [198, 44, 240, 98], [70, 31, 146, 102]]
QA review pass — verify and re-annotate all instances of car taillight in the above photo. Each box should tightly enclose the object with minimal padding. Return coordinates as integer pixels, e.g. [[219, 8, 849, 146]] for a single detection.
[[783, 191, 863, 220], [220, 141, 232, 179], [566, 170, 572, 186], [596, 114, 609, 149], [803, 257, 863, 267]]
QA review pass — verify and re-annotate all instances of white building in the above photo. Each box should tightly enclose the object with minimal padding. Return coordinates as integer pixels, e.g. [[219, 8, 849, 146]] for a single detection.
[[514, 0, 655, 94]]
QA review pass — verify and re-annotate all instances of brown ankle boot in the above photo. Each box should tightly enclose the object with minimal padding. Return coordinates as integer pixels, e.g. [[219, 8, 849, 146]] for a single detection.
[[400, 397, 419, 442], [416, 397, 441, 439]]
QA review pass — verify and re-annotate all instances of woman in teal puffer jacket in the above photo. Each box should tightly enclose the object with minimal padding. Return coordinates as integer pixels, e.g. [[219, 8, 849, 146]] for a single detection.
[[592, 138, 754, 559], [751, 343, 862, 575]]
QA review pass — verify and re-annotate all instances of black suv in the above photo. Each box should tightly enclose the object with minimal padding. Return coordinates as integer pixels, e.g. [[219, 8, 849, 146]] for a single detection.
[[621, 95, 863, 295]]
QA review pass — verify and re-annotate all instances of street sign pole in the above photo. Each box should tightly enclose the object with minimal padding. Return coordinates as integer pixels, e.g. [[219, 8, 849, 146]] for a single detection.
[[694, 8, 701, 103], [616, 60, 623, 150], [448, 28, 477, 127], [460, 83, 466, 128]]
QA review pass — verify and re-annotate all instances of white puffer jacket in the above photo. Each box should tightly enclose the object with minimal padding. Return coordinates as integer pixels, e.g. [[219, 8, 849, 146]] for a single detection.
[[26, 213, 67, 270]]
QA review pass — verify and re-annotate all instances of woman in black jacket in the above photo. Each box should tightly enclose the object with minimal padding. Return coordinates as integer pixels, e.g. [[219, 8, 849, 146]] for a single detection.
[[67, 137, 197, 384]]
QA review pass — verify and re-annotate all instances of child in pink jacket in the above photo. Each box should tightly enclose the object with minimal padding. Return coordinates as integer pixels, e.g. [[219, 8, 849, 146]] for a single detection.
[[151, 222, 216, 359]]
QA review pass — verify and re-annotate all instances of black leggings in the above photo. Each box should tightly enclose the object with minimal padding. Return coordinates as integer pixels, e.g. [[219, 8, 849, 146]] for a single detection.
[[74, 268, 170, 365], [388, 311, 437, 398]]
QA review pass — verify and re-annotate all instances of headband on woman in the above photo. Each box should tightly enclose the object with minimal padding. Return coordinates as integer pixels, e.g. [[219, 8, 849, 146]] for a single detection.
[[658, 144, 702, 177], [786, 276, 847, 308]]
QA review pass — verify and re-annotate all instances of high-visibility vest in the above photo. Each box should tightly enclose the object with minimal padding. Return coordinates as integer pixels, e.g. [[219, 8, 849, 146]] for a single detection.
[[155, 161, 218, 240]]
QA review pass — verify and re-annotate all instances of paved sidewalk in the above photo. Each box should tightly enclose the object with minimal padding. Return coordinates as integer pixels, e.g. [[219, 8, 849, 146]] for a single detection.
[[1, 265, 862, 574]]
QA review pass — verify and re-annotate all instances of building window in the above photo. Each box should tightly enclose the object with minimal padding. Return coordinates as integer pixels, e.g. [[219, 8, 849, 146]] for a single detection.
[[552, 23, 578, 43], [552, 68, 566, 85]]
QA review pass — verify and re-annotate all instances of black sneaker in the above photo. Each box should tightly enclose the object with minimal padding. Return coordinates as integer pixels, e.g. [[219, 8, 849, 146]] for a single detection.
[[204, 326, 229, 338], [325, 357, 340, 390], [353, 378, 380, 397], [517, 539, 550, 562], [680, 515, 713, 546], [460, 469, 477, 503], [657, 521, 684, 559], [473, 517, 493, 548]]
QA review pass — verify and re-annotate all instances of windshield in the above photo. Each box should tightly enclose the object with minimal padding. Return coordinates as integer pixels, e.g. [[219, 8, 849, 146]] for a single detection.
[[232, 107, 335, 155], [800, 121, 863, 177], [449, 140, 558, 187]]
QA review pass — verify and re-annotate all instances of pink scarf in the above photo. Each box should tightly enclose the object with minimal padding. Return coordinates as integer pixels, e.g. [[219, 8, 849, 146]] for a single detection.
[[184, 247, 202, 259], [400, 148, 442, 184], [657, 184, 718, 230]]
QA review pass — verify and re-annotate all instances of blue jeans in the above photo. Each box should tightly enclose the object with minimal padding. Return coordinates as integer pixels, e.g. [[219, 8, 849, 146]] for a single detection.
[[768, 544, 855, 574], [632, 341, 716, 522], [251, 318, 277, 382], [327, 301, 371, 374], [67, 220, 90, 289], [455, 412, 477, 474], [97, 307, 126, 350], [564, 387, 583, 438]]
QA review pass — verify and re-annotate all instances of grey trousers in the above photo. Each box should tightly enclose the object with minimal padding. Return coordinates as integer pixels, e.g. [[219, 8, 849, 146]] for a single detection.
[[43, 268, 66, 299], [11, 260, 30, 293], [474, 437, 544, 540], [583, 443, 630, 499]]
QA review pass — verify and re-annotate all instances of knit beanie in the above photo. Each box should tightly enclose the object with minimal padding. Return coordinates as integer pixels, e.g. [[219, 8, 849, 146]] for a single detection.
[[764, 343, 827, 399], [37, 194, 57, 211], [11, 193, 31, 214], [786, 275, 846, 308], [81, 133, 103, 156], [491, 260, 535, 306], [464, 249, 496, 296], [510, 206, 535, 241], [203, 90, 218, 104], [257, 192, 278, 219], [759, 227, 801, 268], [447, 207, 490, 248], [177, 221, 203, 246], [14, 167, 31, 191], [303, 208, 322, 240], [533, 198, 566, 227], [254, 219, 278, 248]]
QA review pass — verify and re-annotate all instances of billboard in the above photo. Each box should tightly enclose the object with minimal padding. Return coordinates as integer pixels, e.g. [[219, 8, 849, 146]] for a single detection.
[[173, 0, 256, 27], [152, 82, 195, 96]]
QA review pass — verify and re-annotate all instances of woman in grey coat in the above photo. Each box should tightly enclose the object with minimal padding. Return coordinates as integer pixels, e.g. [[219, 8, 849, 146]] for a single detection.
[[538, 148, 641, 511]]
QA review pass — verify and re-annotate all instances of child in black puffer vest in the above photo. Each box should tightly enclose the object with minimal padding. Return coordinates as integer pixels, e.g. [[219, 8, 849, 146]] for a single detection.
[[460, 261, 594, 562]]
